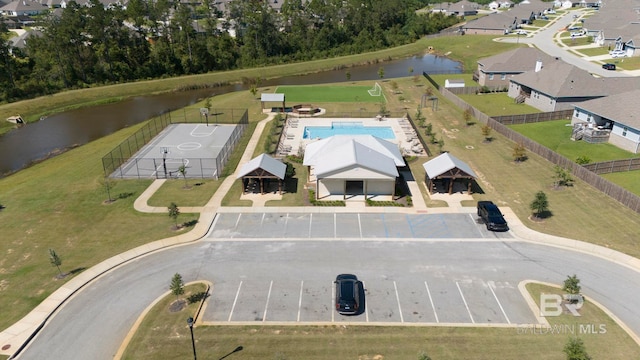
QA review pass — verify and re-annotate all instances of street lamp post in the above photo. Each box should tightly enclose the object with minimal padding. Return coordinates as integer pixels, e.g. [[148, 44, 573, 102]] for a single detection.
[[187, 317, 197, 360]]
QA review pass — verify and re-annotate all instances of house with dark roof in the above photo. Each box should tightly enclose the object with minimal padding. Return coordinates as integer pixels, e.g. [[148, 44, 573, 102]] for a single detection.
[[460, 0, 546, 34], [571, 90, 640, 153], [475, 47, 555, 87], [432, 0, 479, 16], [507, 58, 640, 111]]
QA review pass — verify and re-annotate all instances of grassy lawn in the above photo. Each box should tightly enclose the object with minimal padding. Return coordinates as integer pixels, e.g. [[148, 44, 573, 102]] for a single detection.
[[561, 37, 593, 47], [423, 35, 523, 72], [120, 282, 639, 359], [274, 85, 382, 103], [601, 170, 640, 196], [611, 56, 640, 70], [508, 120, 639, 162], [458, 93, 540, 116], [577, 46, 608, 57], [147, 179, 219, 207]]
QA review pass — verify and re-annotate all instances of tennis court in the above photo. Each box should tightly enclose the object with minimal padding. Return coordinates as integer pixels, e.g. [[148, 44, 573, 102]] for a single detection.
[[274, 84, 385, 103], [112, 123, 239, 179]]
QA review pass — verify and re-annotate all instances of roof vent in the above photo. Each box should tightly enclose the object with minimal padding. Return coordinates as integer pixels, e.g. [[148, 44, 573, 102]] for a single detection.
[[535, 60, 543, 72]]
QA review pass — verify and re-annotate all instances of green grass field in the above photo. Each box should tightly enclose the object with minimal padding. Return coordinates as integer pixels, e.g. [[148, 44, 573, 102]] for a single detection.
[[601, 170, 640, 195], [273, 85, 384, 103], [509, 120, 640, 162]]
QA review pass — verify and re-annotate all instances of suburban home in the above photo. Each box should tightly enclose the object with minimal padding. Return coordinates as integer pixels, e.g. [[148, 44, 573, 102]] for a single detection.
[[460, 0, 545, 34], [571, 90, 640, 153], [0, 0, 48, 16], [507, 58, 640, 111], [583, 0, 639, 57], [475, 47, 555, 87], [432, 0, 479, 16], [303, 135, 404, 200]]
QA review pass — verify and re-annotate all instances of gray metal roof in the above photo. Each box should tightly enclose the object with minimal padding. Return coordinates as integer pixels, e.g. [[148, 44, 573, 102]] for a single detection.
[[422, 152, 478, 179], [303, 135, 403, 178], [574, 89, 640, 130], [304, 135, 404, 167], [236, 153, 286, 179], [261, 93, 285, 102]]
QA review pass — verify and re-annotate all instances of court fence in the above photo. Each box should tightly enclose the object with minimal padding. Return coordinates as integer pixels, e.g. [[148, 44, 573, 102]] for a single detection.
[[102, 109, 248, 179]]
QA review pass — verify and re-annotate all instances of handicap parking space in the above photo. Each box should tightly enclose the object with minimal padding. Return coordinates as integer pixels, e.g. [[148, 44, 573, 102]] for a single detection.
[[203, 276, 534, 326], [209, 212, 513, 240]]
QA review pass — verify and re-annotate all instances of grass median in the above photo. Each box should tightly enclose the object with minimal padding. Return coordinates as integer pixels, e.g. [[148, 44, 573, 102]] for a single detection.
[[120, 283, 639, 359]]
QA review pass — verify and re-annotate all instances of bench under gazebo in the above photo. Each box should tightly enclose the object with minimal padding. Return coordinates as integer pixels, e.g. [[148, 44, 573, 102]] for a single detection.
[[237, 154, 286, 194], [422, 152, 478, 194]]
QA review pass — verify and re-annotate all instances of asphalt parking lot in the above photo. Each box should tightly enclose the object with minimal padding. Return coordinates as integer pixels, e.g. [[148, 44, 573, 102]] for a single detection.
[[202, 213, 525, 326], [202, 276, 536, 325], [208, 212, 513, 240]]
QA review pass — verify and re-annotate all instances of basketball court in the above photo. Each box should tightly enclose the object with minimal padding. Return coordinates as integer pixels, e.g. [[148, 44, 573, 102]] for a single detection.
[[113, 123, 238, 179]]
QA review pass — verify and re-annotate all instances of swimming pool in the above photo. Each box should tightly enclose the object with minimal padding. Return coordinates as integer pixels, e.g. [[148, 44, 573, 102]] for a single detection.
[[303, 122, 395, 139]]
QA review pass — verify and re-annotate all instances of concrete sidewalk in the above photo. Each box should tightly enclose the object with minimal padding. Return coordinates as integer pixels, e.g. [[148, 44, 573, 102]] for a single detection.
[[3, 112, 640, 358]]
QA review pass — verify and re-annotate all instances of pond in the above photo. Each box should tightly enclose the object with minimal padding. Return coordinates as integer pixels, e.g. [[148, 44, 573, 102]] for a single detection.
[[0, 53, 462, 176]]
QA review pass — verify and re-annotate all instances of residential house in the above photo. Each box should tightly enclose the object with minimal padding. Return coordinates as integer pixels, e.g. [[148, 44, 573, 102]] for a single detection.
[[460, 0, 546, 34], [432, 0, 479, 16], [475, 47, 555, 87], [507, 58, 640, 111], [0, 0, 48, 16], [571, 90, 640, 153], [584, 0, 640, 56], [303, 135, 404, 200]]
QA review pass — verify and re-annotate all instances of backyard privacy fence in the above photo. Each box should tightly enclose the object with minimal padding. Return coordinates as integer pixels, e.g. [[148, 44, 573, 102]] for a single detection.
[[102, 109, 248, 179], [583, 158, 640, 174], [423, 71, 640, 213], [491, 110, 574, 125]]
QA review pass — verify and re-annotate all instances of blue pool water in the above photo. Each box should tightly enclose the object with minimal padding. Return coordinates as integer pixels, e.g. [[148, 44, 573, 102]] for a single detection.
[[303, 122, 395, 139]]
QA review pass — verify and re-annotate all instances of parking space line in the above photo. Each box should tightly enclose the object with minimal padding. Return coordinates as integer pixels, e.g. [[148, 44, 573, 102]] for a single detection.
[[262, 280, 273, 322], [393, 281, 404, 323], [228, 281, 243, 321], [308, 214, 313, 238], [334, 213, 337, 238], [424, 281, 439, 323], [469, 213, 485, 238], [488, 281, 511, 324], [233, 214, 242, 233], [297, 281, 304, 322], [358, 214, 362, 239], [331, 280, 335, 322], [284, 213, 290, 234], [456, 281, 475, 324], [260, 213, 266, 226], [405, 214, 416, 237], [381, 214, 389, 238], [363, 281, 369, 322]]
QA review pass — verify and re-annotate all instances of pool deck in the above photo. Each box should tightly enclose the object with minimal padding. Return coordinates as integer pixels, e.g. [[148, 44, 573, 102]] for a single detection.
[[276, 117, 426, 157]]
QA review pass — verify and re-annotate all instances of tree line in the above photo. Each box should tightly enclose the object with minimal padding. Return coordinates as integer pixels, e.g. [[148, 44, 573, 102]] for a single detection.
[[0, 0, 459, 103]]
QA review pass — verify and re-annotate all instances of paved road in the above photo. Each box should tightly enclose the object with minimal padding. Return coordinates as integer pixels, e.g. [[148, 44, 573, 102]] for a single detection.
[[17, 213, 640, 359], [500, 9, 633, 77]]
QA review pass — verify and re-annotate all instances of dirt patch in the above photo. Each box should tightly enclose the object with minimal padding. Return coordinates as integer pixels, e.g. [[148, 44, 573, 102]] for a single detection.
[[169, 299, 187, 313]]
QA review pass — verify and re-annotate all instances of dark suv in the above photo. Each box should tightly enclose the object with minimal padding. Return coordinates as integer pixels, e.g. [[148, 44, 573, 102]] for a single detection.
[[477, 201, 509, 231], [334, 274, 362, 315]]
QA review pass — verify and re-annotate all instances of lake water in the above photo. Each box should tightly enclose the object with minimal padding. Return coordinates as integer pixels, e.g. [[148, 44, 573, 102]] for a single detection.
[[0, 53, 462, 176]]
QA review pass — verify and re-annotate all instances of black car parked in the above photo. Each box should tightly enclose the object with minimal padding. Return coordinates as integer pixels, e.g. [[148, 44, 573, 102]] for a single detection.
[[602, 63, 616, 71], [477, 201, 509, 231], [334, 274, 363, 315]]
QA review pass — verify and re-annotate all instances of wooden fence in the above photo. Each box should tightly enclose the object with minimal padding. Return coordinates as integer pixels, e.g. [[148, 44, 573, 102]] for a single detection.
[[491, 110, 574, 125], [583, 158, 640, 174], [437, 86, 640, 213], [445, 86, 507, 95]]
